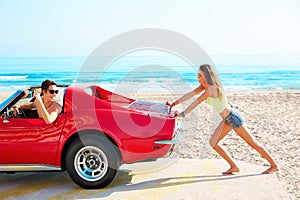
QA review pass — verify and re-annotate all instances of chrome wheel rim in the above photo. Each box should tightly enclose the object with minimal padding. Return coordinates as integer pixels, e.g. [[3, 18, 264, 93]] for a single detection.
[[74, 146, 108, 182]]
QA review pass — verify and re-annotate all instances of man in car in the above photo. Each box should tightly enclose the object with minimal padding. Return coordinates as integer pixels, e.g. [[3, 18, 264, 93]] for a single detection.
[[14, 79, 62, 124]]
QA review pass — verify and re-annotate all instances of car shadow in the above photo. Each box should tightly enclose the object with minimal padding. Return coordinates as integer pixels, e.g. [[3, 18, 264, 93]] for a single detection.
[[89, 171, 265, 198], [0, 170, 266, 199]]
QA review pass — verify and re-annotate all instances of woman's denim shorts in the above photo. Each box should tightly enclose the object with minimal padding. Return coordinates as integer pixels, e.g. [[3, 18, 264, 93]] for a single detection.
[[224, 108, 244, 129]]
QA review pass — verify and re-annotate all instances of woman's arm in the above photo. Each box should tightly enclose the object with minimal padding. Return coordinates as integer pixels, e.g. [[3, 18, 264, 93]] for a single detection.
[[171, 85, 204, 106], [35, 95, 62, 124], [177, 90, 209, 117]]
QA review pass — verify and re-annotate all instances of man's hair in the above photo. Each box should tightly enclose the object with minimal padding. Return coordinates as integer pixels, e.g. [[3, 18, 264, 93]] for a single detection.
[[41, 79, 57, 95]]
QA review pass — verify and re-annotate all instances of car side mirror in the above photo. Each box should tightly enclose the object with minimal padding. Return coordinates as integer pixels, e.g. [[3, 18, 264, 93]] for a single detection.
[[3, 112, 9, 123]]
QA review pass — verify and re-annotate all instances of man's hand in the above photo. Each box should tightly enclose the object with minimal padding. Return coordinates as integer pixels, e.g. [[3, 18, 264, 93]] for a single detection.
[[33, 89, 41, 98], [12, 106, 20, 117]]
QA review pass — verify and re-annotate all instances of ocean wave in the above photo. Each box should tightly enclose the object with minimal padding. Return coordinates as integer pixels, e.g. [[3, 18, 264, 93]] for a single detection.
[[0, 85, 26, 92], [0, 75, 28, 80]]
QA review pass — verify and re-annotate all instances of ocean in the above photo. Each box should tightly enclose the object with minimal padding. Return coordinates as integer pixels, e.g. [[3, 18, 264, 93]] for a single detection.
[[0, 55, 300, 94]]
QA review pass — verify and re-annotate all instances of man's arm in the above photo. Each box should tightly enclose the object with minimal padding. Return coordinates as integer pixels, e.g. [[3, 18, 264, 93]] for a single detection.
[[35, 95, 62, 124], [18, 102, 35, 110]]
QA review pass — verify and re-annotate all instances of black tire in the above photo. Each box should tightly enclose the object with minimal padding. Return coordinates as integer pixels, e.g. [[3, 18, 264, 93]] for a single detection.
[[65, 134, 121, 189]]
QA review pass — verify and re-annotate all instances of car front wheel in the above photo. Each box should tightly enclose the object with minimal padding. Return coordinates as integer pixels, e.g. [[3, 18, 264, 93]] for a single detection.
[[65, 134, 120, 189]]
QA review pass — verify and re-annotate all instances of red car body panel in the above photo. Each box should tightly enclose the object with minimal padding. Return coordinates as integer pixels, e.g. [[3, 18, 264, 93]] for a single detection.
[[0, 113, 66, 164], [0, 85, 177, 168]]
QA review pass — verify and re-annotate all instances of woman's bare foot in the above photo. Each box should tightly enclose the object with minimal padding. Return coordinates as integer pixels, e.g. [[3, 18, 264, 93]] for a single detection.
[[222, 166, 240, 175], [262, 166, 279, 174]]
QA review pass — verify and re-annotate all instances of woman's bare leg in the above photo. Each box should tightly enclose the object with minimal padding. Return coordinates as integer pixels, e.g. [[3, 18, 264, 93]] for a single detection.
[[209, 121, 239, 174], [234, 125, 278, 174]]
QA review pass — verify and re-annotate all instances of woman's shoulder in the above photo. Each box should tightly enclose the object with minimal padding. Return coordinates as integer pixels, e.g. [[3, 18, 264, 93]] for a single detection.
[[207, 85, 219, 98]]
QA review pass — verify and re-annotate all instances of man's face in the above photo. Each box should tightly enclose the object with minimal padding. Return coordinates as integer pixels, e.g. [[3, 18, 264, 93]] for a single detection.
[[44, 85, 58, 101]]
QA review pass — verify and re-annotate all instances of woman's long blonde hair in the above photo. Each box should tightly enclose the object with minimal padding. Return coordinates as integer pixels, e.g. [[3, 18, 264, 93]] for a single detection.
[[199, 64, 225, 97]]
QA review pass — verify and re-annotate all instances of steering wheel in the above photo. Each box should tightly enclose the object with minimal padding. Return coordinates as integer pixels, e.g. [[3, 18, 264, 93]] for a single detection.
[[17, 108, 27, 118]]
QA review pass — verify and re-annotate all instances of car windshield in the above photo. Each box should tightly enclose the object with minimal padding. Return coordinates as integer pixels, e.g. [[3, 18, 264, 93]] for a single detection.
[[0, 90, 24, 113]]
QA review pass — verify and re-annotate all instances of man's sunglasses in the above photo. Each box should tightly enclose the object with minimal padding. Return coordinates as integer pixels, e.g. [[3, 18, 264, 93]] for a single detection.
[[48, 89, 59, 94]]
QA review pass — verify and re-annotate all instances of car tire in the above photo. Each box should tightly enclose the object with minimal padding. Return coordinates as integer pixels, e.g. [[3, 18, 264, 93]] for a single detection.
[[65, 134, 121, 189]]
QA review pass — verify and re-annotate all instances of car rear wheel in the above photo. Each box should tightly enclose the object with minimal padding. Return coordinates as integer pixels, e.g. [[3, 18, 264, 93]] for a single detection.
[[65, 134, 120, 189]]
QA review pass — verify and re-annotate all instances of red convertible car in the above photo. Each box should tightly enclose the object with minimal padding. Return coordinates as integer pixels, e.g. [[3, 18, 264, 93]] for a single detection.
[[0, 84, 180, 188]]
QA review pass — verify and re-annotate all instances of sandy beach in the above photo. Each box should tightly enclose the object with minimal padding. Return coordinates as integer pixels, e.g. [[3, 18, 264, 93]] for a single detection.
[[0, 90, 299, 199], [133, 90, 300, 199]]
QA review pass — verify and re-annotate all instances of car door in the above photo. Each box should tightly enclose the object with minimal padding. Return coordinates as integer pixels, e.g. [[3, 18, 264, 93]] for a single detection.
[[0, 113, 66, 165]]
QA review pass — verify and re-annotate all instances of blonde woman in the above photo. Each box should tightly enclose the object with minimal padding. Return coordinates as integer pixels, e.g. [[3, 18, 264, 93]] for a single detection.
[[168, 64, 278, 174]]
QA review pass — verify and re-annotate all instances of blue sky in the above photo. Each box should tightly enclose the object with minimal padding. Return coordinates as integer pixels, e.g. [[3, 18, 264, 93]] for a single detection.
[[0, 0, 299, 57]]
